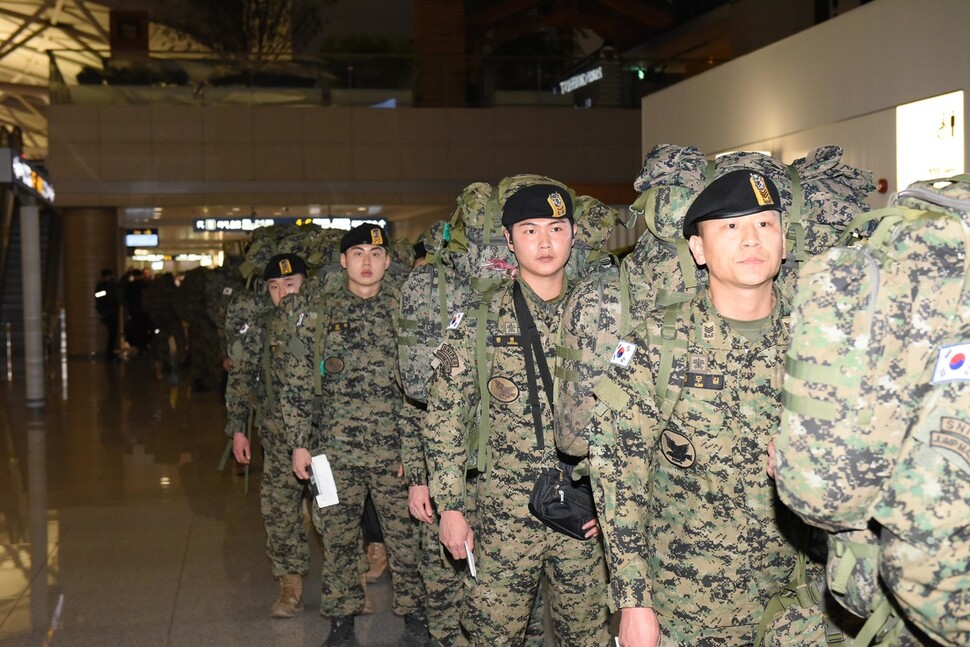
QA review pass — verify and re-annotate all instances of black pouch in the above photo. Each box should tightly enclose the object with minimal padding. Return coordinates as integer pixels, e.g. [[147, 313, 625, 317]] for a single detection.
[[528, 464, 596, 541]]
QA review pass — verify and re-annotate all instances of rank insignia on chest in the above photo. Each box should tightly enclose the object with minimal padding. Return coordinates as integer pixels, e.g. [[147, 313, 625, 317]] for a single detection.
[[447, 312, 464, 330], [610, 340, 636, 367], [686, 372, 723, 390], [702, 322, 716, 342], [689, 354, 708, 373], [330, 321, 351, 332], [492, 334, 521, 347], [270, 344, 277, 354]]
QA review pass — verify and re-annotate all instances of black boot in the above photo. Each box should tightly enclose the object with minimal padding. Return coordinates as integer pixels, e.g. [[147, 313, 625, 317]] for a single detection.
[[401, 609, 431, 647], [324, 615, 357, 646]]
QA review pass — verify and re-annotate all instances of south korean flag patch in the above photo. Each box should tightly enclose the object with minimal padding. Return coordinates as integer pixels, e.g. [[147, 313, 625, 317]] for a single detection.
[[932, 342, 970, 384], [447, 312, 465, 330], [610, 340, 637, 367]]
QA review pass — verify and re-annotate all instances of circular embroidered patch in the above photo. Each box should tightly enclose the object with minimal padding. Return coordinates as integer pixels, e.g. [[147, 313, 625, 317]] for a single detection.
[[660, 429, 695, 468], [324, 357, 345, 375], [487, 376, 519, 403]]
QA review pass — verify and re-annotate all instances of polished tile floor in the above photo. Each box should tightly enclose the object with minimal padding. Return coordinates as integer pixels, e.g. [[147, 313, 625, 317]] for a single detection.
[[0, 355, 405, 647]]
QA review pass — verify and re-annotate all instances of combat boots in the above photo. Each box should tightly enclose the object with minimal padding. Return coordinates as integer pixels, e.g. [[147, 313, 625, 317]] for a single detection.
[[364, 542, 388, 581], [270, 574, 303, 618], [324, 615, 357, 646]]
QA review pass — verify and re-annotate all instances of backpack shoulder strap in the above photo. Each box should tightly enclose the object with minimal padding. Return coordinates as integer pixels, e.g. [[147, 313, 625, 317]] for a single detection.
[[470, 282, 506, 475], [649, 299, 691, 428]]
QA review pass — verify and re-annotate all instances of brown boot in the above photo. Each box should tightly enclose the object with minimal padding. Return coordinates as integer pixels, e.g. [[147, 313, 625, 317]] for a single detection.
[[364, 542, 387, 582], [271, 574, 303, 618]]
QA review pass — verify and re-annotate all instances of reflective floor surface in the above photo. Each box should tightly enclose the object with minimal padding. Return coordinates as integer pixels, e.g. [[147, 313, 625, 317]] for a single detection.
[[0, 355, 404, 647]]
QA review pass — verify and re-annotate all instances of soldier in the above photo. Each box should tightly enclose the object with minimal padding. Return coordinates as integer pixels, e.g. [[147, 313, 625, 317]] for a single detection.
[[143, 272, 185, 382], [279, 224, 428, 647], [423, 184, 611, 645], [578, 170, 809, 646], [176, 266, 222, 393], [224, 253, 309, 618], [94, 268, 119, 362]]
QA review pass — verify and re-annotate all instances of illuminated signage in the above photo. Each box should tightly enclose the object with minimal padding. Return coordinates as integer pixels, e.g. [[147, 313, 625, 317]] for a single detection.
[[125, 228, 158, 247], [559, 66, 604, 94], [0, 149, 56, 204], [193, 217, 388, 232], [896, 90, 964, 192]]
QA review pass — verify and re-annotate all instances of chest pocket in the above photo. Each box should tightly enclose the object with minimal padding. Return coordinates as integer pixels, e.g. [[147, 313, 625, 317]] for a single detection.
[[486, 333, 525, 406]]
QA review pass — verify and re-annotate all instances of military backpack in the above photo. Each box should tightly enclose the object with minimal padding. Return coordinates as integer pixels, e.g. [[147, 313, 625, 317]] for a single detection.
[[776, 175, 970, 646]]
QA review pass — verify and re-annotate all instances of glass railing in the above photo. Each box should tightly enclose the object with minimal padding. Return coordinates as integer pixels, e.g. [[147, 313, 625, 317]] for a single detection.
[[48, 50, 671, 109]]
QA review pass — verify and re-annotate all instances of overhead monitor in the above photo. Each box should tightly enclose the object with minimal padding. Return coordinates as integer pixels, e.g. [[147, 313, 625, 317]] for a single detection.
[[125, 229, 158, 247]]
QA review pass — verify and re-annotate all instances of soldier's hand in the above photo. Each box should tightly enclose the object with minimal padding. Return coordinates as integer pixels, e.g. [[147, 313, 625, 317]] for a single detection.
[[582, 517, 601, 539], [223, 357, 232, 371], [618, 607, 660, 647], [439, 510, 473, 560], [766, 436, 776, 479], [232, 432, 251, 464], [408, 485, 434, 524], [292, 447, 312, 479]]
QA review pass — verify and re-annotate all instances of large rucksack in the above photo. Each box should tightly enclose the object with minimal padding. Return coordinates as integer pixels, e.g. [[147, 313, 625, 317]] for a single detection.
[[555, 144, 876, 456], [775, 175, 970, 646], [397, 174, 621, 405]]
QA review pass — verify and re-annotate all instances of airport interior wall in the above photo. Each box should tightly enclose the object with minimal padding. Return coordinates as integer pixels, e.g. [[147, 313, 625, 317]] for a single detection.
[[640, 0, 969, 208]]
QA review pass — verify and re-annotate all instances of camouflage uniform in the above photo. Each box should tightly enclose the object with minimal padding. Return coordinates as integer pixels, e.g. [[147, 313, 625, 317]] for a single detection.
[[277, 276, 424, 617], [424, 277, 611, 646], [224, 288, 311, 578], [582, 288, 805, 645], [176, 267, 223, 391], [206, 257, 246, 369], [142, 273, 185, 372]]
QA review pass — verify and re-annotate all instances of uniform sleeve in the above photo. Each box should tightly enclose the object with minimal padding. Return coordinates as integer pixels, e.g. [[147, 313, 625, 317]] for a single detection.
[[423, 323, 478, 512], [223, 299, 262, 438], [273, 293, 317, 451], [588, 360, 659, 612], [399, 400, 427, 485]]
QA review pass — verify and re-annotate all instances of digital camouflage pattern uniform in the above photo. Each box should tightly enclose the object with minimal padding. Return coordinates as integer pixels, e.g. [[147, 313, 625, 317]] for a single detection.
[[424, 277, 610, 646], [176, 267, 223, 391], [581, 289, 806, 645], [277, 276, 424, 617], [224, 287, 313, 578], [206, 257, 246, 369]]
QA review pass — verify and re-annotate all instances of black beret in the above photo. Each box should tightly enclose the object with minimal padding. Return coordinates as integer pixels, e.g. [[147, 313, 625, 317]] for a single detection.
[[340, 223, 388, 253], [263, 253, 307, 280], [682, 170, 782, 238], [502, 184, 573, 229]]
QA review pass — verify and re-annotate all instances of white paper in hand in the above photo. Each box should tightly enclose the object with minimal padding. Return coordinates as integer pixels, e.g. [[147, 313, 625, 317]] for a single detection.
[[309, 454, 339, 508], [464, 540, 477, 578]]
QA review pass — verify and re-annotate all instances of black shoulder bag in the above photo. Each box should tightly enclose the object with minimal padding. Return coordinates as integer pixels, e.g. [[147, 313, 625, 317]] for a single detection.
[[512, 282, 597, 541]]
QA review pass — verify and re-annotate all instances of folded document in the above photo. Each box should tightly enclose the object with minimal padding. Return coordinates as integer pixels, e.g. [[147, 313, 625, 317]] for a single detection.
[[309, 454, 339, 508]]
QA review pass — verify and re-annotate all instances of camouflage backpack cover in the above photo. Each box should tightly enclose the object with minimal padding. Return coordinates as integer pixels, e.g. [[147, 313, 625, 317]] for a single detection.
[[397, 174, 620, 404], [555, 144, 876, 457], [775, 175, 970, 646]]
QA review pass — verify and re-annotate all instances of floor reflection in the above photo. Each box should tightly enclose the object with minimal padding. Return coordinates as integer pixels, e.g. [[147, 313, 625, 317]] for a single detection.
[[0, 355, 403, 647]]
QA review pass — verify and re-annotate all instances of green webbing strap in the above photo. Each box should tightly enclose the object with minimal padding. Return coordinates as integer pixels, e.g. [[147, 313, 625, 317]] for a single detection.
[[553, 365, 579, 385], [754, 550, 809, 646], [781, 390, 839, 422], [787, 164, 806, 261], [704, 159, 715, 183], [655, 302, 687, 423], [261, 323, 276, 407], [619, 263, 631, 336], [473, 284, 502, 481], [435, 261, 450, 330], [784, 355, 847, 387], [556, 345, 583, 362], [313, 293, 327, 397], [675, 238, 698, 290], [852, 598, 897, 647]]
